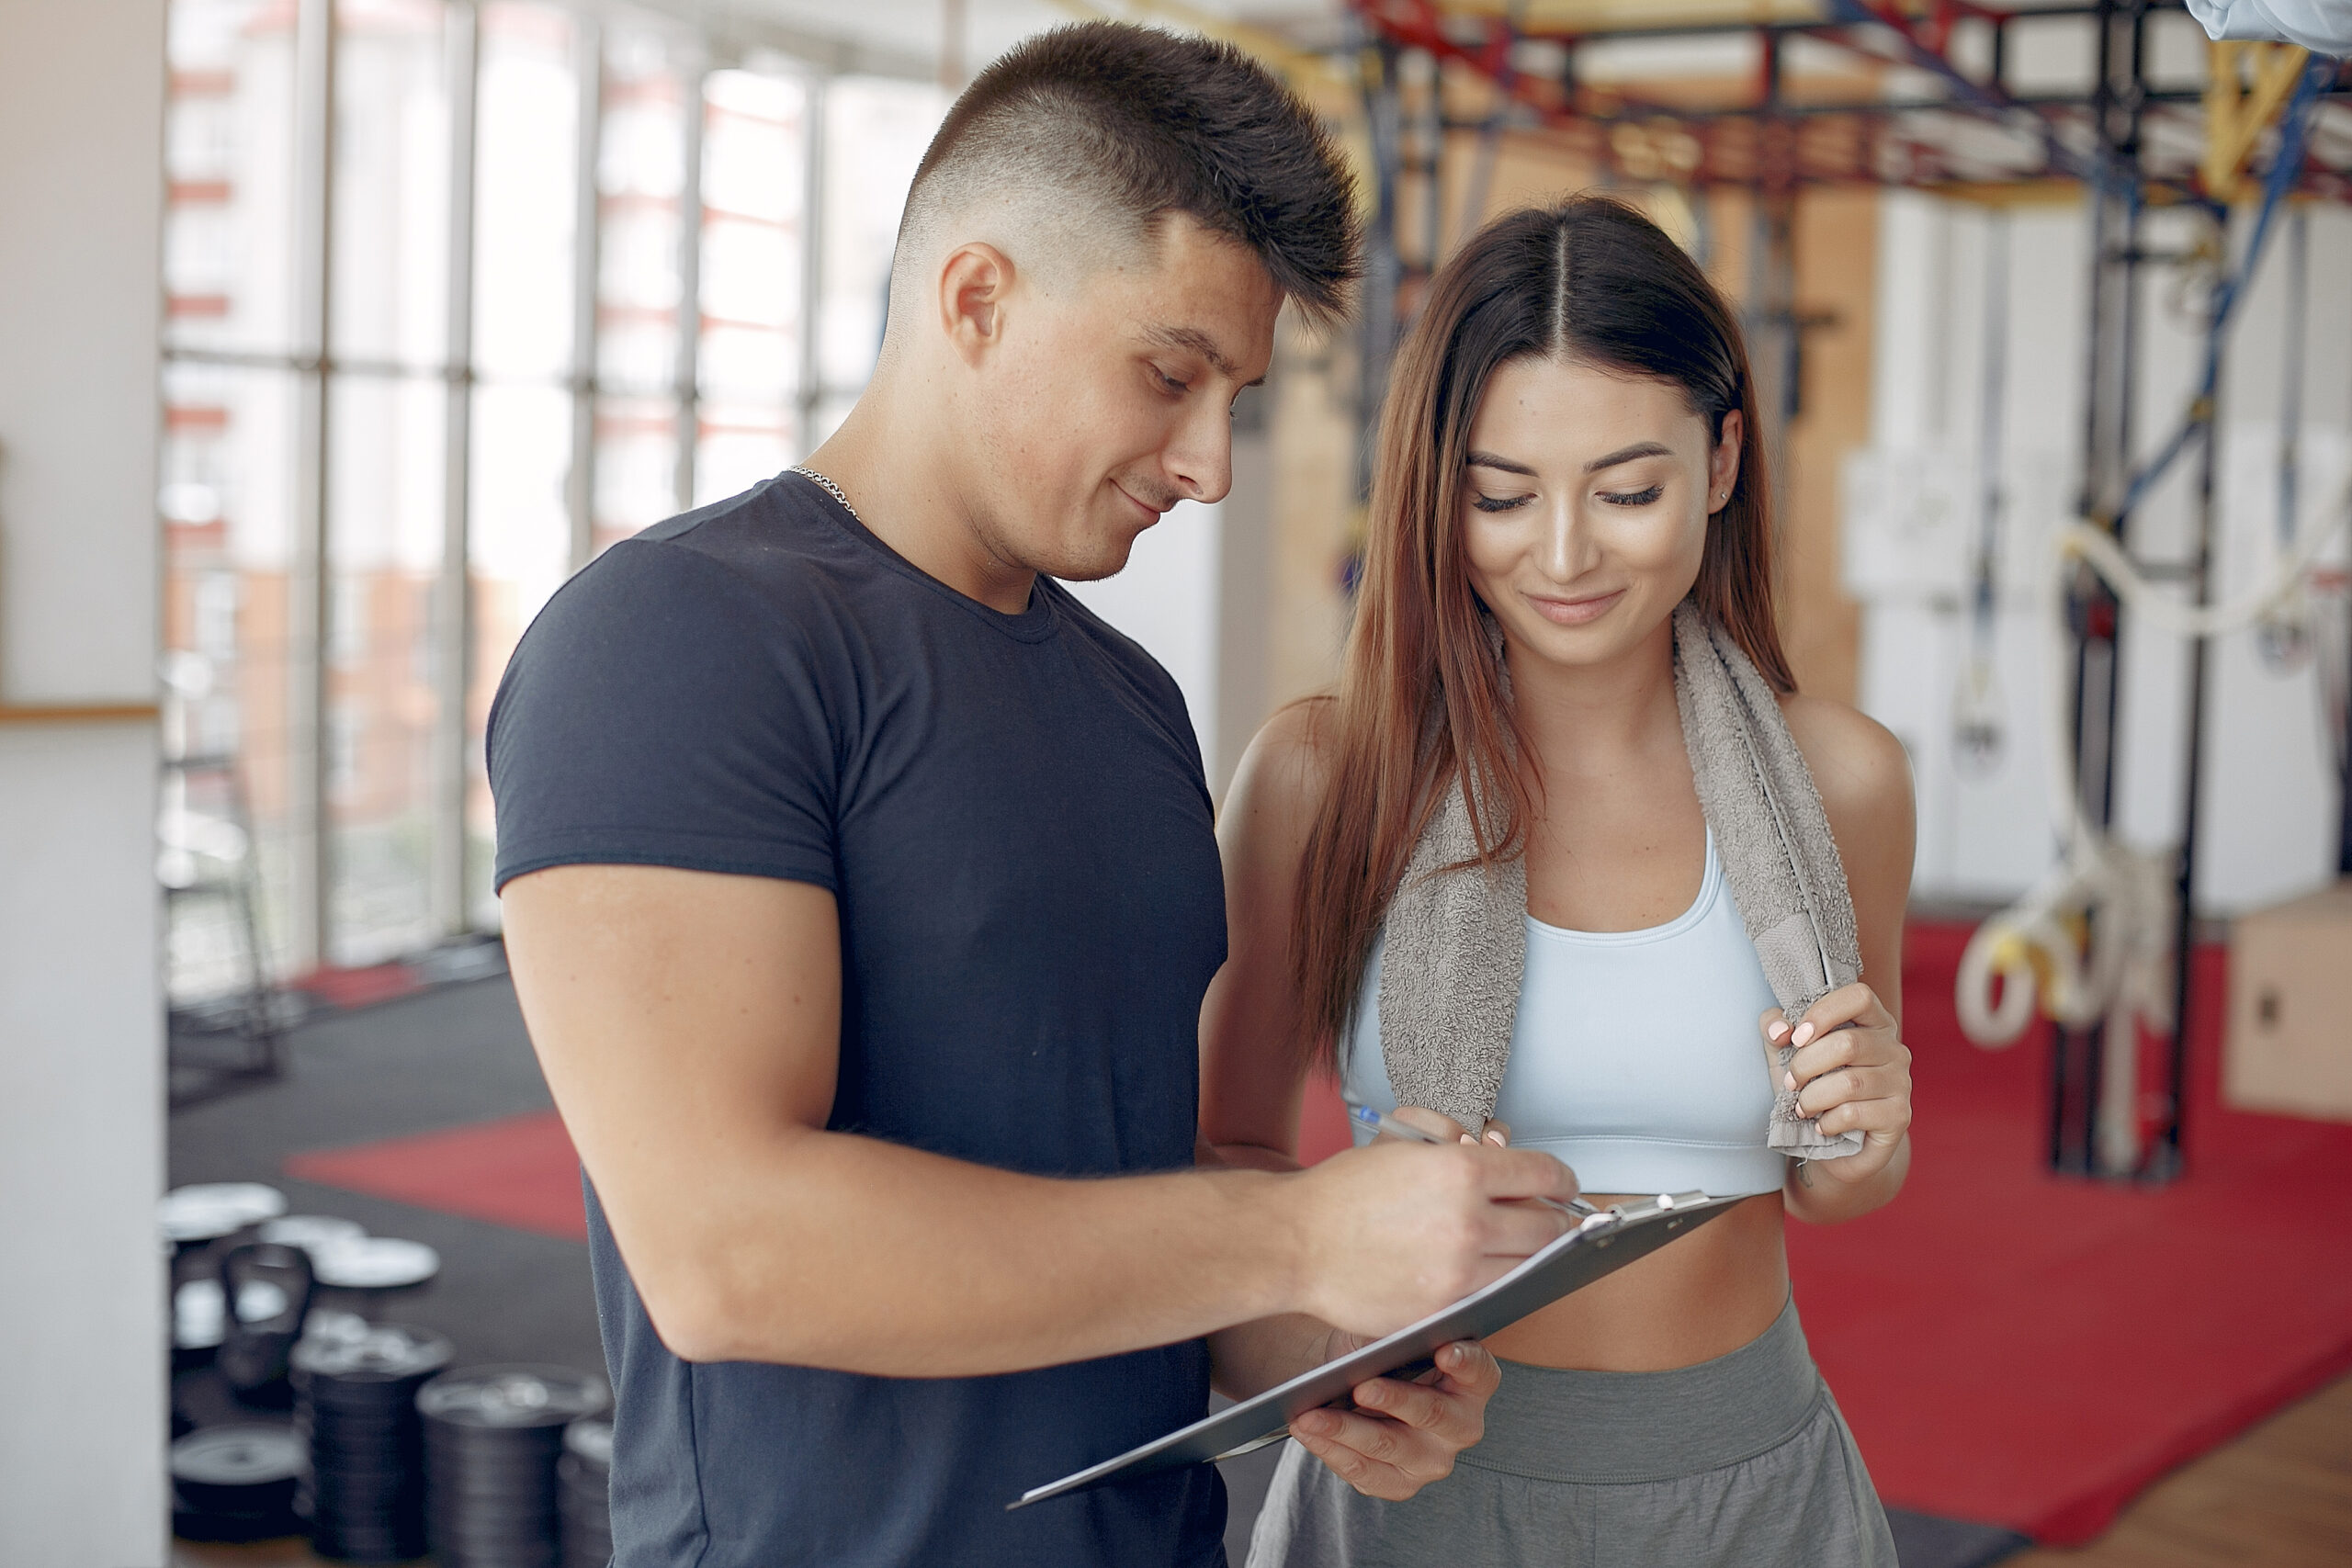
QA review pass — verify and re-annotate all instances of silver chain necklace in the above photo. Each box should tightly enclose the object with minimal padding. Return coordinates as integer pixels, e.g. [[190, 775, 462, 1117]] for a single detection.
[[788, 465, 861, 524]]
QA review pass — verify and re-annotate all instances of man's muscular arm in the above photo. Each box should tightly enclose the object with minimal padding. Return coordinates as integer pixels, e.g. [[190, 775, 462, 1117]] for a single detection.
[[503, 863, 1577, 1377]]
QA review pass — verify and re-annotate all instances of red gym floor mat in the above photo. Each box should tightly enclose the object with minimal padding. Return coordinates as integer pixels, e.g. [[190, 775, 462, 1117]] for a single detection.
[[287, 1110, 587, 1241], [288, 922, 2352, 1546], [1779, 926, 2352, 1545]]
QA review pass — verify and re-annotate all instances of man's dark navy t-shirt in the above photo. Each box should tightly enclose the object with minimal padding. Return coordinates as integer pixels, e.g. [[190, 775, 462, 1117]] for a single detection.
[[487, 471, 1229, 1568]]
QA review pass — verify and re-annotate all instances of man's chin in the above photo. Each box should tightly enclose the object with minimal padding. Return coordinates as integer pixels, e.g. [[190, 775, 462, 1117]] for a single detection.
[[1040, 526, 1148, 583]]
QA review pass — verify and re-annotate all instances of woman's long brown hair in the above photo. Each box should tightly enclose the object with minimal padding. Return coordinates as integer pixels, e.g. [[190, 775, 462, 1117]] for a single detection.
[[1291, 195, 1795, 1073]]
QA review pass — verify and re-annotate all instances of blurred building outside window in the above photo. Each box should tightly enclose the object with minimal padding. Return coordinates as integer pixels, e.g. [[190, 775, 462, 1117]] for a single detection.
[[159, 0, 945, 1000]]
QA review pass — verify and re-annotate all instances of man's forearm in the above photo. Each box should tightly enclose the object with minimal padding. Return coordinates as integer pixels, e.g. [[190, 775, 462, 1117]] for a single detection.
[[627, 1127, 1307, 1376], [1208, 1312, 1349, 1402]]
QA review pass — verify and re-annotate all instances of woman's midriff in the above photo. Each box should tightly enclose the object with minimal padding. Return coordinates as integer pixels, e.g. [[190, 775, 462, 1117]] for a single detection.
[[1481, 1191, 1788, 1371]]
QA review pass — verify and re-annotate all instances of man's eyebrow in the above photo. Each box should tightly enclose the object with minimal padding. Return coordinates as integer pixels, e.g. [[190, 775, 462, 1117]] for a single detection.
[[1143, 323, 1260, 385]]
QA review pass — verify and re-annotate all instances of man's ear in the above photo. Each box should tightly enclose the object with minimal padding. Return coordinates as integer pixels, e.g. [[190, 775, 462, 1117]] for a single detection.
[[937, 243, 1014, 369]]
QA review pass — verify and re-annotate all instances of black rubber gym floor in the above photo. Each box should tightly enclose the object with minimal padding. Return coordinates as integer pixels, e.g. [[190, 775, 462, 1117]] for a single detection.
[[170, 971, 2023, 1568]]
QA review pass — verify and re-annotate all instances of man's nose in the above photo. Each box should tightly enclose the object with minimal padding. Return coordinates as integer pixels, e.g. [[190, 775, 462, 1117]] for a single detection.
[[1160, 400, 1235, 506]]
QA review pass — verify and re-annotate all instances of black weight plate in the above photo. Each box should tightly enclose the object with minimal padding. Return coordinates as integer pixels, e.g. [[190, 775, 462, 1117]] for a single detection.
[[314, 1535, 429, 1564], [427, 1438, 564, 1476], [424, 1465, 559, 1497], [297, 1323, 456, 1383], [427, 1500, 558, 1533], [303, 1415, 423, 1450], [418, 1366, 607, 1429], [429, 1542, 560, 1564], [308, 1471, 420, 1502], [423, 1460, 558, 1492], [306, 1416, 424, 1448], [426, 1439, 566, 1475], [432, 1551, 560, 1568], [426, 1435, 564, 1468], [172, 1505, 302, 1544], [173, 1425, 305, 1486]]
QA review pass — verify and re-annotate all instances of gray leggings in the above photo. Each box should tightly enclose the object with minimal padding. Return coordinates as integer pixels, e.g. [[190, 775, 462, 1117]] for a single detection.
[[1246, 1298, 1895, 1568]]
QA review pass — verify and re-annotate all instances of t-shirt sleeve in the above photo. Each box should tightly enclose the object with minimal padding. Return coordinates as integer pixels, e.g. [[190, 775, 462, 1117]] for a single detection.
[[488, 538, 842, 894]]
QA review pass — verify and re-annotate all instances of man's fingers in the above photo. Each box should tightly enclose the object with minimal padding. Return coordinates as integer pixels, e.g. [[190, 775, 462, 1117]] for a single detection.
[[1476, 1146, 1580, 1204]]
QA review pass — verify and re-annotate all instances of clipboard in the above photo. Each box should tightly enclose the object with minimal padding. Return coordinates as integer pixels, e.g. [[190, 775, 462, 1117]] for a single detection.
[[1011, 1190, 1740, 1509]]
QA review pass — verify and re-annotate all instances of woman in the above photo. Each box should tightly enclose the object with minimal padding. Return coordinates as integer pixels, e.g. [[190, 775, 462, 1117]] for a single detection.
[[1201, 197, 1913, 1566]]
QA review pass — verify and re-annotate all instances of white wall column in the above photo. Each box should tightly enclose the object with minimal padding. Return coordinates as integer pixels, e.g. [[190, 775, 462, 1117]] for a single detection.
[[0, 2, 170, 1562]]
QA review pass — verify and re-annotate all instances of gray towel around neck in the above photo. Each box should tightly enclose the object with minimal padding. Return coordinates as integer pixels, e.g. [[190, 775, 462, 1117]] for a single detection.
[[1374, 600, 1865, 1163]]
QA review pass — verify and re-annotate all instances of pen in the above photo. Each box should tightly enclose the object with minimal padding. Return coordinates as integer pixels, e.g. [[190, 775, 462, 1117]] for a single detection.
[[1347, 1103, 1601, 1218]]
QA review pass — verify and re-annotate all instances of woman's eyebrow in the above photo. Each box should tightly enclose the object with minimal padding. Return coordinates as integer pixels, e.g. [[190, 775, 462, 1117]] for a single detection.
[[1465, 440, 1674, 477], [1584, 440, 1672, 472]]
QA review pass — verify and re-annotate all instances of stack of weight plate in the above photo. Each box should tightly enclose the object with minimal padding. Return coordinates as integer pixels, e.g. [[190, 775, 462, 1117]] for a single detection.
[[170, 1425, 304, 1541], [420, 1365, 610, 1568], [557, 1416, 613, 1568], [292, 1320, 453, 1562]]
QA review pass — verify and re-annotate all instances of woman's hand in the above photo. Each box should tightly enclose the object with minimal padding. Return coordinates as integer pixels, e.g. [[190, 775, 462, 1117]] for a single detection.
[[1763, 982, 1912, 1191], [1381, 1105, 1514, 1148], [1289, 1337, 1500, 1501]]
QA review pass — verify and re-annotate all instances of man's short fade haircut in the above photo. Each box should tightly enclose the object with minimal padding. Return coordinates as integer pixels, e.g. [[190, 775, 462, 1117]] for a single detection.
[[897, 21, 1360, 324]]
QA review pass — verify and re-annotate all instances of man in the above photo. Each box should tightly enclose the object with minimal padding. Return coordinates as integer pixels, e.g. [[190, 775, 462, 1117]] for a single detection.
[[491, 23, 1577, 1567]]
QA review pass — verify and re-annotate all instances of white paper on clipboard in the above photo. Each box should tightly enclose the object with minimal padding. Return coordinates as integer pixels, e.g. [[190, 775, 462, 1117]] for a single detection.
[[1011, 1190, 1741, 1510]]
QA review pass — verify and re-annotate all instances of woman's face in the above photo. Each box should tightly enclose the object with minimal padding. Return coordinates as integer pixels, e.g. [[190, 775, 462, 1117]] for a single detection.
[[1459, 355, 1740, 673]]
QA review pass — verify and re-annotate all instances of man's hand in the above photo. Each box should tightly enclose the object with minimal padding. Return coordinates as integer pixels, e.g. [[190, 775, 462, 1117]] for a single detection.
[[1290, 1137, 1577, 1341], [1290, 1338, 1498, 1501]]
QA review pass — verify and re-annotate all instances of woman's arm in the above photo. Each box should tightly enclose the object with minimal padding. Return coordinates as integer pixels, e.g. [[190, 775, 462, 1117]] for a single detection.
[[1199, 698, 1335, 1169], [1199, 703, 1513, 1500], [1773, 694, 1917, 1225]]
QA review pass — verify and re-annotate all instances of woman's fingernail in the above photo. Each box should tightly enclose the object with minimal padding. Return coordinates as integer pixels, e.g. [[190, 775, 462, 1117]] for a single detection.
[[1769, 1021, 1788, 1041], [1784, 1071, 1797, 1091], [1487, 1130, 1506, 1145], [1792, 1022, 1815, 1047]]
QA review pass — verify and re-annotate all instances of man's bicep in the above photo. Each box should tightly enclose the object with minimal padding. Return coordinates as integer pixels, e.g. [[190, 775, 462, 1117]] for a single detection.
[[501, 863, 842, 1227]]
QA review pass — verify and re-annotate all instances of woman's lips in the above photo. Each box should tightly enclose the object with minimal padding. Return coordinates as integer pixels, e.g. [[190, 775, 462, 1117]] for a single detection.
[[1525, 588, 1625, 626]]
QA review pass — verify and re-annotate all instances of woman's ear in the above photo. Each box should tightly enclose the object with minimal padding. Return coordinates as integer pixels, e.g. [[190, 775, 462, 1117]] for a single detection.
[[1708, 408, 1744, 514]]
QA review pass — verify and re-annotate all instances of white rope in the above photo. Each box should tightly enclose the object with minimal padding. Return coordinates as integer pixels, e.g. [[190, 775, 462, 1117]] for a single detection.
[[1952, 468, 2352, 1169]]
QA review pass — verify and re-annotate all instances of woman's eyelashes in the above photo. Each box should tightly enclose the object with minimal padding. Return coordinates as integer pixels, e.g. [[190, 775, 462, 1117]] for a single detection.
[[1602, 483, 1665, 507], [1466, 481, 1667, 513]]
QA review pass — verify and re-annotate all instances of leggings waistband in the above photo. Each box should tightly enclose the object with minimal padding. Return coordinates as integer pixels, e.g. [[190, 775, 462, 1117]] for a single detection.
[[1465, 1297, 1823, 1483]]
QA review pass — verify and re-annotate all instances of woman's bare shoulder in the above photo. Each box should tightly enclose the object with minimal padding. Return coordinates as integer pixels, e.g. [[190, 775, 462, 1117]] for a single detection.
[[1774, 691, 1915, 879], [1220, 696, 1340, 849]]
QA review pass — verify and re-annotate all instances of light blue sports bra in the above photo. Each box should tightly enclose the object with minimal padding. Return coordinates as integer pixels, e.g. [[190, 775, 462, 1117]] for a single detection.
[[1343, 829, 1786, 1199]]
